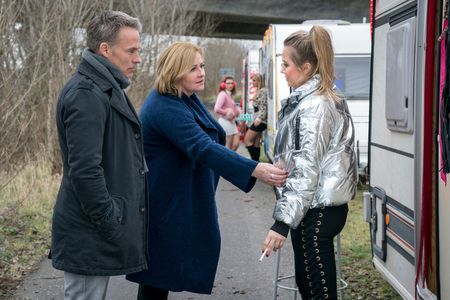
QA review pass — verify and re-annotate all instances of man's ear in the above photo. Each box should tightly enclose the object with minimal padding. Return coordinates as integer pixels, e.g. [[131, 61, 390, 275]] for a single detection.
[[98, 42, 110, 58]]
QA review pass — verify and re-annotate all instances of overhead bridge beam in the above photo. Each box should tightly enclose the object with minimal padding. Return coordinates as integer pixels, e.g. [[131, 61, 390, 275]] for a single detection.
[[114, 0, 369, 40], [186, 0, 370, 40]]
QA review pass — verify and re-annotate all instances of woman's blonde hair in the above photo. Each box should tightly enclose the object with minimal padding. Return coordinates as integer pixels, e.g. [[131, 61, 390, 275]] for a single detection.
[[284, 25, 341, 102], [155, 42, 204, 97], [252, 73, 264, 90]]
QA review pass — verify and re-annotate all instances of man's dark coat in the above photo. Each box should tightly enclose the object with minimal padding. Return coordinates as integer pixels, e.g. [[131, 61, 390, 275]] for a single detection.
[[51, 50, 147, 275]]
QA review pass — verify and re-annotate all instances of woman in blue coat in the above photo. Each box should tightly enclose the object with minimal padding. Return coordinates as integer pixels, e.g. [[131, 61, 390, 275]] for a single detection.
[[126, 42, 287, 299]]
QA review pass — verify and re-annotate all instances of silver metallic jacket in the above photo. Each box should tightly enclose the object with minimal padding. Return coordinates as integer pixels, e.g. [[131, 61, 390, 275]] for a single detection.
[[273, 75, 358, 229]]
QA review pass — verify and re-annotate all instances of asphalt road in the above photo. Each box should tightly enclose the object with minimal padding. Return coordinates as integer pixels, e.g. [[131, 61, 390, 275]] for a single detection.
[[12, 146, 298, 300]]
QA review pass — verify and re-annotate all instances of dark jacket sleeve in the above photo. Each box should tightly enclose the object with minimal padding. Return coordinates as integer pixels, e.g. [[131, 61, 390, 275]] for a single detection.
[[151, 99, 257, 192], [270, 221, 290, 237], [62, 86, 116, 230]]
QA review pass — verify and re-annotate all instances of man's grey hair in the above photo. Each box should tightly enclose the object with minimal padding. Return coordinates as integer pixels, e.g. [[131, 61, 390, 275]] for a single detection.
[[87, 10, 142, 52]]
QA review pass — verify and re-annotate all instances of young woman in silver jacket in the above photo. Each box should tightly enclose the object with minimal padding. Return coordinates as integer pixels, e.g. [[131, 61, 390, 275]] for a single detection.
[[261, 25, 358, 300]]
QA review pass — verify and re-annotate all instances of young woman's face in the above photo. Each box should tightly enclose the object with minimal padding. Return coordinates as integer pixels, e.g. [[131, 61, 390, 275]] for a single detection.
[[252, 77, 261, 90], [224, 78, 235, 92], [281, 46, 310, 89], [180, 52, 205, 96]]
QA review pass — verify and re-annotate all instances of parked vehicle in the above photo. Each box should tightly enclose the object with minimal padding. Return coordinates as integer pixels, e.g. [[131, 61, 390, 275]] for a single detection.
[[365, 0, 450, 298], [259, 22, 371, 180]]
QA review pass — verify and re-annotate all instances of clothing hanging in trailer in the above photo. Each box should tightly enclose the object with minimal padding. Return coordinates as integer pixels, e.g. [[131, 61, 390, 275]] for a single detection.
[[440, 0, 450, 181]]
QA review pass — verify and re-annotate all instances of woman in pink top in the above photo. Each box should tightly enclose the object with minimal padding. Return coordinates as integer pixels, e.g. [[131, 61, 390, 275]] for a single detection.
[[214, 76, 241, 150]]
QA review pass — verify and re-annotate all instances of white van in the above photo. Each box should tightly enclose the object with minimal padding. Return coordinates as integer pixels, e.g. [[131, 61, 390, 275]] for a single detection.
[[260, 22, 371, 178]]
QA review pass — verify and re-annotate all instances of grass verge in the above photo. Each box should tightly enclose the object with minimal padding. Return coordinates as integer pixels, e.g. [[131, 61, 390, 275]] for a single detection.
[[0, 161, 60, 299], [340, 188, 402, 299]]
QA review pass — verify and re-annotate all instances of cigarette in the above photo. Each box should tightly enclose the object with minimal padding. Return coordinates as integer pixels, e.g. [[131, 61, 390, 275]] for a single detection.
[[259, 248, 268, 261]]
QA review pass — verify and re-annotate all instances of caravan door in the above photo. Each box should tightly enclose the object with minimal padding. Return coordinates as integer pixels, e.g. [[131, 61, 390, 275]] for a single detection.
[[367, 0, 441, 298]]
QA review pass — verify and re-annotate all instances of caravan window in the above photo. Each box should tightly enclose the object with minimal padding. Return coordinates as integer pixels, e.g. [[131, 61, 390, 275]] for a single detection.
[[334, 56, 370, 100]]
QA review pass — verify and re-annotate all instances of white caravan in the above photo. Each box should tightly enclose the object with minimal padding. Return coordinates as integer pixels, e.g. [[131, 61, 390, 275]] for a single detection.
[[260, 22, 371, 178], [366, 0, 450, 299]]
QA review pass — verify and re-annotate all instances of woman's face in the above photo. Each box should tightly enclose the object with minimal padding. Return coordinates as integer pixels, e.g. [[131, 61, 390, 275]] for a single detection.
[[180, 52, 205, 96], [252, 77, 261, 90], [281, 46, 311, 89], [224, 78, 235, 92]]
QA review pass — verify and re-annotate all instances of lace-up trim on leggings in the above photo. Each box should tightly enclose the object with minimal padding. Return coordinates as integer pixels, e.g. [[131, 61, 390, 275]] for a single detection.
[[290, 204, 348, 300]]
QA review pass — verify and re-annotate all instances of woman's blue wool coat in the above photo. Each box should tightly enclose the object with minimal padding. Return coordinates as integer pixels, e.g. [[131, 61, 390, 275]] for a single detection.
[[126, 90, 257, 294]]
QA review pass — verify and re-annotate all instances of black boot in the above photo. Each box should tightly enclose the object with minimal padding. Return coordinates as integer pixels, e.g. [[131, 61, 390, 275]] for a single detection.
[[246, 146, 260, 161], [246, 145, 255, 160], [252, 146, 260, 161], [137, 284, 168, 300]]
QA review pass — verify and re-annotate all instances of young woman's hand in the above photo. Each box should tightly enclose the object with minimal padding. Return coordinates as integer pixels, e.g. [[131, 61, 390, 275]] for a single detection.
[[253, 117, 262, 126], [262, 230, 286, 257], [225, 108, 234, 120]]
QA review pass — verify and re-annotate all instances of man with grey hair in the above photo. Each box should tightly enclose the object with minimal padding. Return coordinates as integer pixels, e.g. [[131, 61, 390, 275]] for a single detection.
[[50, 10, 147, 299]]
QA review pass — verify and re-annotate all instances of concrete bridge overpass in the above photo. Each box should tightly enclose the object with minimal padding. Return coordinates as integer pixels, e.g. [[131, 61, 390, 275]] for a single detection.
[[177, 0, 369, 39], [114, 0, 370, 40]]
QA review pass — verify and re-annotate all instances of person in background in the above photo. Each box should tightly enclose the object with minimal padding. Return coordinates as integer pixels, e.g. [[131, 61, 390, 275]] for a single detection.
[[51, 10, 147, 300], [126, 42, 288, 300], [261, 25, 358, 300], [244, 73, 268, 161], [214, 76, 241, 151]]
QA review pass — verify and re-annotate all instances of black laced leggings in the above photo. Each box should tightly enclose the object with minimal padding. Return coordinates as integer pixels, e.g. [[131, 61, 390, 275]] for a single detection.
[[290, 204, 348, 300]]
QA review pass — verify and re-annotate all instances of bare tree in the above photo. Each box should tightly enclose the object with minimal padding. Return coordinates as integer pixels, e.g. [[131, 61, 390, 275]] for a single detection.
[[202, 38, 247, 99], [0, 0, 216, 189], [125, 0, 216, 109], [0, 0, 105, 185]]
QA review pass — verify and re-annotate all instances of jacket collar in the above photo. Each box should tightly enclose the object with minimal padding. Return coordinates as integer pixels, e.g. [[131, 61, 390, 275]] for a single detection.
[[79, 48, 130, 90], [279, 74, 321, 119], [163, 92, 219, 132], [78, 48, 140, 126]]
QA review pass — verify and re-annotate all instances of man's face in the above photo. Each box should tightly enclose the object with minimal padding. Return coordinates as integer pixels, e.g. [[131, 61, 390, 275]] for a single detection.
[[104, 27, 141, 79]]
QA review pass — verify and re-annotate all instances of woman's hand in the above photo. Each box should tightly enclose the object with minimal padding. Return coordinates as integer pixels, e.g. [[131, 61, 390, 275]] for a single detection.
[[225, 108, 234, 120], [253, 117, 262, 127], [251, 162, 288, 187], [262, 230, 286, 257]]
